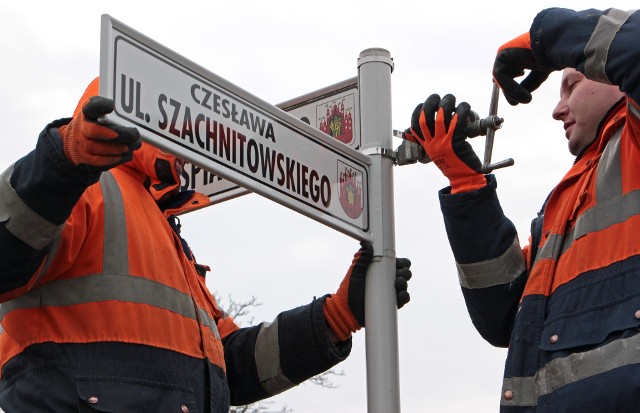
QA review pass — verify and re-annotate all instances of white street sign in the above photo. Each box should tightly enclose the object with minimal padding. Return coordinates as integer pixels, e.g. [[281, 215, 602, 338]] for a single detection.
[[99, 15, 370, 240], [181, 77, 360, 206]]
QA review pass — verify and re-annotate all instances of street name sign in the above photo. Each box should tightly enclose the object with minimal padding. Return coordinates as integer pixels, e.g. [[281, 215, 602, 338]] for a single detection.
[[181, 77, 360, 205], [99, 15, 370, 240]]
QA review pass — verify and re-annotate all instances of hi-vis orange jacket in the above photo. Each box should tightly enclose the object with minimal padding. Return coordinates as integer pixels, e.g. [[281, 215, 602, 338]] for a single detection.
[[0, 78, 349, 412], [438, 8, 640, 413]]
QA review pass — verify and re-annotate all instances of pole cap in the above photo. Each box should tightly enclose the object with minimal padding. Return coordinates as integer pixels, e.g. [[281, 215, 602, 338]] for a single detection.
[[358, 48, 394, 71]]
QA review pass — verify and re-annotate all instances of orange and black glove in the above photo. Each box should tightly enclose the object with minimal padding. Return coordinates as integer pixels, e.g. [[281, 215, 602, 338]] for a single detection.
[[58, 96, 141, 171], [403, 94, 486, 194], [323, 241, 412, 342], [493, 32, 553, 105]]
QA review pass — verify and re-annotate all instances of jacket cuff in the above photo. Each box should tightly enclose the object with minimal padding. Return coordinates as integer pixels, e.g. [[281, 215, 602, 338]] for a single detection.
[[9, 119, 101, 225], [278, 295, 351, 384], [42, 118, 102, 185], [439, 175, 517, 264], [530, 7, 603, 71]]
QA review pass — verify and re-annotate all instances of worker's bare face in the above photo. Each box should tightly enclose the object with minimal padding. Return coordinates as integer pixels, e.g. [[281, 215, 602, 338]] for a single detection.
[[552, 69, 625, 156]]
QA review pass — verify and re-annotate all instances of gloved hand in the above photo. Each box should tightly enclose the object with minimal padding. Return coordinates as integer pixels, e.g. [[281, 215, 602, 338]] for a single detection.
[[58, 96, 141, 171], [323, 241, 412, 342], [403, 94, 486, 194], [493, 32, 553, 105]]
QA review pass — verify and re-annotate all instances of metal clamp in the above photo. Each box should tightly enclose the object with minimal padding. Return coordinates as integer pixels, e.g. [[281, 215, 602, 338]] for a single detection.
[[394, 130, 431, 165], [361, 146, 396, 159]]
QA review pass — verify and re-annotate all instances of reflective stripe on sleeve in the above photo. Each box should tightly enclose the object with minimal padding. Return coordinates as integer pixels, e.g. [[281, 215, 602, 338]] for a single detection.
[[254, 320, 295, 395], [0, 164, 64, 250], [501, 331, 640, 407], [584, 9, 636, 83], [456, 237, 525, 289]]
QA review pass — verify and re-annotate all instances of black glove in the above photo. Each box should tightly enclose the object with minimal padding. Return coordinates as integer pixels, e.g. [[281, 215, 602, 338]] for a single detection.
[[324, 241, 412, 341], [58, 96, 141, 171], [493, 32, 553, 105], [404, 94, 485, 193], [395, 257, 412, 309]]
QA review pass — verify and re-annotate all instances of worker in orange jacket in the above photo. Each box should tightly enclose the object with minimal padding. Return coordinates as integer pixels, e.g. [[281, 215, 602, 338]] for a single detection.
[[404, 7, 640, 412], [0, 77, 412, 412]]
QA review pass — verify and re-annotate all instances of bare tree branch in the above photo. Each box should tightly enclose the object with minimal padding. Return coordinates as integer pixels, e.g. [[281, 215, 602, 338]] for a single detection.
[[214, 293, 262, 327], [229, 401, 291, 413], [307, 369, 345, 389]]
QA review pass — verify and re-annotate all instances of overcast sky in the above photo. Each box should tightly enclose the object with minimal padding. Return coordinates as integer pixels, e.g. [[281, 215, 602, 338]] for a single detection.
[[1, 1, 636, 412]]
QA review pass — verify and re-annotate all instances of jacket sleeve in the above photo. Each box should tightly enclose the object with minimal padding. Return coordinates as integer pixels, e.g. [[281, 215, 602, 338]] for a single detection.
[[221, 296, 350, 406], [0, 119, 100, 301], [531, 8, 640, 103], [439, 175, 528, 347]]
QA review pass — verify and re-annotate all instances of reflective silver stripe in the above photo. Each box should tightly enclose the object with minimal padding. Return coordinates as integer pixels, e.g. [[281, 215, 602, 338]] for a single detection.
[[502, 332, 640, 407], [100, 172, 129, 274], [0, 164, 64, 250], [198, 307, 220, 340], [0, 171, 220, 341], [533, 130, 623, 264], [33, 235, 63, 285], [557, 130, 636, 256], [584, 9, 635, 83], [254, 320, 294, 395], [596, 128, 622, 203], [629, 101, 640, 120], [98, 171, 219, 340], [2, 273, 192, 317], [456, 237, 525, 289], [533, 233, 564, 267], [502, 376, 536, 407], [560, 190, 640, 257], [0, 272, 220, 339]]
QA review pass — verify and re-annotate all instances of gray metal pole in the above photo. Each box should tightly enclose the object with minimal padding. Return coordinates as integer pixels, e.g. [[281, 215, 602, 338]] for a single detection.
[[357, 48, 400, 413]]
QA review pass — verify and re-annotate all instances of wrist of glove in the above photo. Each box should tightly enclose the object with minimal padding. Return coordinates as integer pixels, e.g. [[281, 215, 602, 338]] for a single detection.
[[493, 32, 553, 105], [323, 242, 412, 342], [404, 94, 486, 194], [58, 96, 141, 172]]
